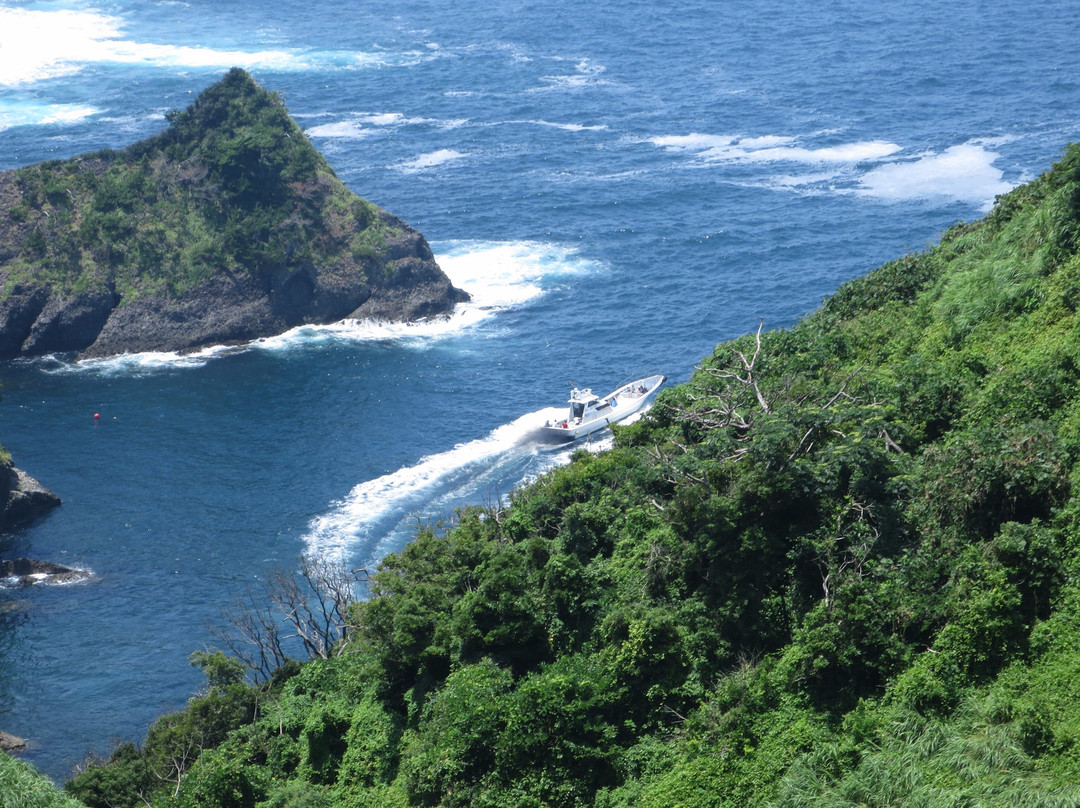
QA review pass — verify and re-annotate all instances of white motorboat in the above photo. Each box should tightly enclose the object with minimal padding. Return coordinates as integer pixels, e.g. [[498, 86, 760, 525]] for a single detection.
[[537, 374, 666, 443]]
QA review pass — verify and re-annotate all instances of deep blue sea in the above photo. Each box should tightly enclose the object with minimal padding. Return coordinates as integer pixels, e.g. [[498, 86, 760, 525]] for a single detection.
[[1, 0, 1079, 782]]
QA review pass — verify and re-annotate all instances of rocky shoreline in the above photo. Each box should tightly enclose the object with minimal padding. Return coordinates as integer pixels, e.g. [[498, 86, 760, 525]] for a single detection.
[[0, 730, 26, 753], [0, 465, 82, 585], [0, 465, 60, 533], [0, 557, 90, 586], [0, 210, 468, 360]]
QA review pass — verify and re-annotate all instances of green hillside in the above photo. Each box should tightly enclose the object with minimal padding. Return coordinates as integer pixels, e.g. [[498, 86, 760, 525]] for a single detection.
[[51, 141, 1080, 807], [0, 752, 86, 808]]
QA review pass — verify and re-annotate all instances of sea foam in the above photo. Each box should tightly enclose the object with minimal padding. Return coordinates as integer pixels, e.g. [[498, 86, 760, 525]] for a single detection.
[[648, 132, 902, 165], [0, 6, 429, 91], [0, 99, 99, 132], [649, 132, 1016, 209], [394, 148, 467, 173], [858, 142, 1014, 210], [304, 112, 467, 140]]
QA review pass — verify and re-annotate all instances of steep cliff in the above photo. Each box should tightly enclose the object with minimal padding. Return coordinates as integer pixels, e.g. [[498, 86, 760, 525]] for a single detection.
[[0, 68, 467, 359]]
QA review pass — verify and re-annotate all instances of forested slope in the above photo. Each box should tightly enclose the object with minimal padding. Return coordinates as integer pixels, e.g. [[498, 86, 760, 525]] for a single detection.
[[59, 141, 1080, 807]]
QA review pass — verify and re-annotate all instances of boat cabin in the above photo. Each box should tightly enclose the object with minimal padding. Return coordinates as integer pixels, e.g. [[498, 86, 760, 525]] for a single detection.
[[568, 387, 612, 423]]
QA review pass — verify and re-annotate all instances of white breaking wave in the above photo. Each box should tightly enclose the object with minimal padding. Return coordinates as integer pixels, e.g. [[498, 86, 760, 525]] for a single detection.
[[304, 112, 468, 140], [533, 56, 616, 92], [493, 119, 607, 132], [533, 121, 607, 132], [649, 131, 1016, 209], [50, 239, 601, 371], [255, 239, 601, 351], [437, 239, 600, 306], [0, 99, 100, 132], [303, 120, 377, 140], [648, 132, 903, 165], [41, 343, 245, 376], [857, 142, 1014, 210], [394, 148, 467, 173], [0, 6, 428, 91]]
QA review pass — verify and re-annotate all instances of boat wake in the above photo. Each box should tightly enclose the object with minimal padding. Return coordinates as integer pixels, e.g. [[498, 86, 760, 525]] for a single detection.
[[302, 405, 610, 568]]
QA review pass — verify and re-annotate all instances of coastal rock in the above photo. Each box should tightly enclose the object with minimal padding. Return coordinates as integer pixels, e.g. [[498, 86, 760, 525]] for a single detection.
[[0, 730, 27, 753], [0, 69, 468, 360], [0, 465, 61, 533], [75, 210, 467, 358], [21, 289, 121, 356], [0, 557, 90, 586], [0, 285, 50, 358]]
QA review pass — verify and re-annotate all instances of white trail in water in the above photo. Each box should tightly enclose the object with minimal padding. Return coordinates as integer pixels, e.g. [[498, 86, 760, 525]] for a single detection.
[[302, 403, 659, 569], [302, 405, 574, 565]]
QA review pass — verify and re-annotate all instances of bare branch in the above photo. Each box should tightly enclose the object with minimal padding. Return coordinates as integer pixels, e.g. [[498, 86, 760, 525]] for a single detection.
[[212, 556, 358, 681]]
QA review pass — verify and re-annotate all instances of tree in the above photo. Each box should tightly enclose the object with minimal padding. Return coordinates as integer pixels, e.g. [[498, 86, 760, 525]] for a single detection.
[[211, 556, 357, 682]]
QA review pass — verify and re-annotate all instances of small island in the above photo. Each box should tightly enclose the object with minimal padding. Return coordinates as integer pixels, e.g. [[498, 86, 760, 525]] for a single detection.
[[0, 68, 468, 360]]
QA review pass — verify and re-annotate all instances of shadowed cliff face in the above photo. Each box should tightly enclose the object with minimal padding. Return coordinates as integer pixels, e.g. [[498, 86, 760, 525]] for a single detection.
[[0, 69, 468, 359], [0, 210, 467, 359]]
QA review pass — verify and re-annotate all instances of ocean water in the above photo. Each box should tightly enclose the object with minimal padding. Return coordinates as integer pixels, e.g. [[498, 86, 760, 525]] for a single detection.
[[1, 0, 1079, 781]]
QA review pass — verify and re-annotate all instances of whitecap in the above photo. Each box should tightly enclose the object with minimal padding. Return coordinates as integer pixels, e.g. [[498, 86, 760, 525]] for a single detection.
[[304, 120, 375, 139], [507, 119, 607, 132], [394, 148, 467, 173], [0, 99, 99, 131], [857, 142, 1014, 210], [0, 6, 429, 89], [255, 239, 603, 352], [648, 132, 902, 165], [434, 239, 602, 309], [305, 113, 467, 140], [52, 343, 244, 376], [0, 8, 121, 85]]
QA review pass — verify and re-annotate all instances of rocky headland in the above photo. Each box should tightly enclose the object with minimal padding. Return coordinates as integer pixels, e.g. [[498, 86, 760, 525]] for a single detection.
[[0, 68, 468, 360], [0, 462, 60, 534]]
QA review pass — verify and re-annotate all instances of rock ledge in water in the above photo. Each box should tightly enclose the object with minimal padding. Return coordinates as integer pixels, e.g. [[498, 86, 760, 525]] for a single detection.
[[0, 557, 90, 586], [0, 465, 61, 533], [0, 730, 27, 753]]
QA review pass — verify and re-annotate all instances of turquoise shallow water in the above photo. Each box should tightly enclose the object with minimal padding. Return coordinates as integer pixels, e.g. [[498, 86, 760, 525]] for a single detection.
[[1, 0, 1080, 780]]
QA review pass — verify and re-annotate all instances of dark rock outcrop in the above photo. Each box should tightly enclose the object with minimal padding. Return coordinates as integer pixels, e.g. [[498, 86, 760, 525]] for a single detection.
[[0, 465, 60, 533], [0, 557, 89, 586], [0, 69, 468, 360], [0, 730, 27, 753], [71, 211, 466, 359]]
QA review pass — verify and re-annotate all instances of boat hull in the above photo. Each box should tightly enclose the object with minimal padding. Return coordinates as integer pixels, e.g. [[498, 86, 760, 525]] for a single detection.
[[536, 374, 665, 443]]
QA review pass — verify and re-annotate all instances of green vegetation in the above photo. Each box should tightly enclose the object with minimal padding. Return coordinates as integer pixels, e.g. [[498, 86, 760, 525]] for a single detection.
[[0, 68, 399, 302], [41, 143, 1080, 805], [0, 752, 87, 808]]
